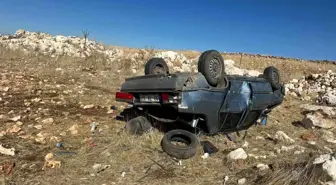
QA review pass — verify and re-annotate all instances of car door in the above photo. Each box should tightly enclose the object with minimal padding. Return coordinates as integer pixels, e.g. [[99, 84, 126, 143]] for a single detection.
[[218, 80, 252, 132]]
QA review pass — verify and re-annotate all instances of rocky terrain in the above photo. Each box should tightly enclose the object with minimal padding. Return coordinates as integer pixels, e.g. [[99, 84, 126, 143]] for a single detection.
[[0, 30, 335, 185], [285, 70, 336, 106]]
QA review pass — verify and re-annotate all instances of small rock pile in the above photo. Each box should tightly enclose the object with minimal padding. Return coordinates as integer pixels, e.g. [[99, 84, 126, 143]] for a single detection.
[[127, 50, 262, 76], [0, 29, 123, 60], [0, 29, 263, 76], [285, 70, 336, 106], [153, 51, 197, 72], [223, 59, 261, 77], [149, 52, 261, 76]]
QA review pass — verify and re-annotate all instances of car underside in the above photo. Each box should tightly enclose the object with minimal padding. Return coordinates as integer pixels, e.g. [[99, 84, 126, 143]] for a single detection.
[[116, 70, 285, 135]]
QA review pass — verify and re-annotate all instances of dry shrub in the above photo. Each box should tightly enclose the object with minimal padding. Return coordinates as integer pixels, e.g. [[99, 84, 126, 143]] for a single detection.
[[179, 50, 200, 59], [255, 159, 332, 185], [143, 46, 155, 57]]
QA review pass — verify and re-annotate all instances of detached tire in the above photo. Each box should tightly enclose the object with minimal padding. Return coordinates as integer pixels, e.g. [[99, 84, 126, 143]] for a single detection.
[[161, 129, 198, 159], [125, 116, 152, 135], [263, 66, 281, 90], [144, 58, 169, 75], [198, 50, 225, 87]]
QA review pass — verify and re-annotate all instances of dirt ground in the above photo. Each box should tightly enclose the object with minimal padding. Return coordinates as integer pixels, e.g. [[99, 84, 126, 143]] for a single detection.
[[0, 47, 335, 185]]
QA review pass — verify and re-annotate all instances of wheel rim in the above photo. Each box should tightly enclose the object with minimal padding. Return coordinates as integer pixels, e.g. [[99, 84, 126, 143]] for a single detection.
[[209, 58, 222, 78], [153, 65, 165, 74]]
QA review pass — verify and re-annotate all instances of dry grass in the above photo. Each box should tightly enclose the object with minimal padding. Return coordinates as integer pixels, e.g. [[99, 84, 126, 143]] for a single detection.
[[0, 45, 335, 185], [255, 160, 332, 185], [224, 54, 336, 82]]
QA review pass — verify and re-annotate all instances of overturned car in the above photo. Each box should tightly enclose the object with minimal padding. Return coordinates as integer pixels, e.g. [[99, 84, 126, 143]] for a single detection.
[[116, 50, 285, 134], [115, 50, 285, 158]]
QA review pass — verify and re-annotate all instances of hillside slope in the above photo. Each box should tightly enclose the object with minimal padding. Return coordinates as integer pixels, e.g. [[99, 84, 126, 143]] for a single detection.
[[0, 30, 335, 185]]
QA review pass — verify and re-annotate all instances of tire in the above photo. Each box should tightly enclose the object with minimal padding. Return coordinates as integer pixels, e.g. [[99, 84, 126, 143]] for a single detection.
[[197, 50, 210, 73], [161, 129, 199, 159], [263, 66, 281, 90], [144, 58, 169, 75], [125, 116, 152, 135], [198, 50, 225, 87]]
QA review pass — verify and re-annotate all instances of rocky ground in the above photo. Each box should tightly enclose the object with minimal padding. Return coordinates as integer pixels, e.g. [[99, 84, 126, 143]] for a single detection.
[[0, 30, 335, 185]]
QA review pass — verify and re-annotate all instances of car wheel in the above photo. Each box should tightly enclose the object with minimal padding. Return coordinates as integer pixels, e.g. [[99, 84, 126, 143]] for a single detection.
[[144, 58, 169, 75], [263, 66, 281, 90], [198, 50, 225, 87], [125, 116, 152, 135], [161, 129, 199, 159]]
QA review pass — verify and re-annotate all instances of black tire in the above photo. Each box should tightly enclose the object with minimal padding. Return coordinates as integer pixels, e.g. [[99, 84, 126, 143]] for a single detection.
[[125, 116, 152, 135], [144, 58, 169, 75], [198, 50, 225, 87], [197, 50, 211, 73], [161, 129, 198, 159], [263, 66, 281, 90]]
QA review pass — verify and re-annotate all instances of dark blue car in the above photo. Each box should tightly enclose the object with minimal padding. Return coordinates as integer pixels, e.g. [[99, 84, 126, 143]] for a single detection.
[[116, 50, 285, 135]]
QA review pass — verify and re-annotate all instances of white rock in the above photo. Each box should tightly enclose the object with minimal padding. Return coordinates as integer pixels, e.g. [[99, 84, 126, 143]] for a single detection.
[[256, 163, 269, 171], [223, 176, 229, 185], [0, 145, 15, 156], [83, 104, 94, 109], [321, 91, 336, 106], [277, 145, 296, 153], [314, 154, 331, 164], [242, 141, 249, 148], [303, 112, 335, 129], [322, 157, 336, 181], [0, 29, 123, 61], [249, 154, 267, 159], [201, 153, 209, 159], [255, 136, 265, 141], [275, 131, 295, 144], [300, 104, 336, 117], [41, 118, 54, 124], [68, 124, 79, 135], [307, 141, 316, 145], [227, 148, 247, 160], [324, 146, 333, 153], [224, 60, 261, 77], [92, 164, 110, 173], [15, 29, 26, 35], [31, 98, 41, 103], [34, 125, 43, 130], [237, 178, 246, 185], [9, 115, 21, 122], [154, 51, 187, 63], [294, 149, 305, 155], [285, 83, 295, 90], [291, 79, 299, 83], [0, 87, 9, 92]]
